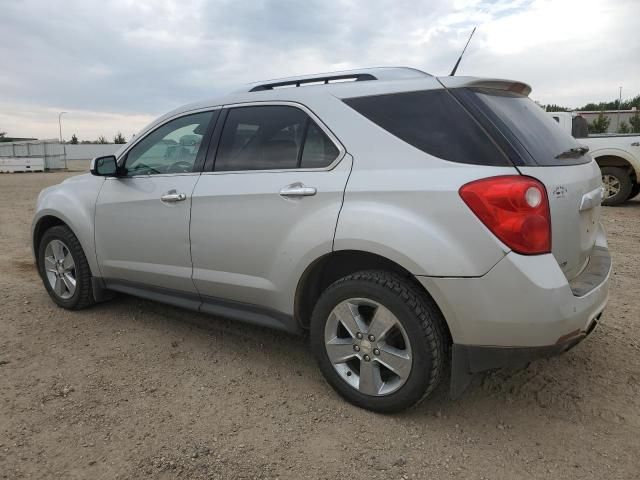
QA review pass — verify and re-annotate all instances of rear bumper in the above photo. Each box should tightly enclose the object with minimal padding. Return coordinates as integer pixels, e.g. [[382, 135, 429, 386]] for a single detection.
[[454, 312, 601, 373], [419, 225, 611, 347], [416, 224, 611, 395], [450, 312, 601, 395]]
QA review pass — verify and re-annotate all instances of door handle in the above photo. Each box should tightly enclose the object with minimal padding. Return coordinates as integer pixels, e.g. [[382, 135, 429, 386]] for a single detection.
[[160, 191, 187, 203], [279, 183, 317, 197]]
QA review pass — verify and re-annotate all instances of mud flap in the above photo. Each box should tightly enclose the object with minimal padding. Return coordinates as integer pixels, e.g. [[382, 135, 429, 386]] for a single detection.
[[450, 345, 474, 398], [449, 340, 584, 398], [91, 277, 116, 302]]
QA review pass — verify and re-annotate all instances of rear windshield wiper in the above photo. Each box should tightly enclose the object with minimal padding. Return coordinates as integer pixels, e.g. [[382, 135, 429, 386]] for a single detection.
[[555, 146, 589, 159]]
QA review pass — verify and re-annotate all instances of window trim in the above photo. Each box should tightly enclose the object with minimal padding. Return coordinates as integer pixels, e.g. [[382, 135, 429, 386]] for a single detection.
[[296, 117, 311, 168], [449, 88, 525, 167], [114, 107, 222, 178], [202, 101, 345, 175]]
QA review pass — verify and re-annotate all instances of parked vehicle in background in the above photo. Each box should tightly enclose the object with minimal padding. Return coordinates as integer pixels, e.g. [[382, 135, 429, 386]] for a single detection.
[[32, 68, 611, 412], [549, 112, 640, 205]]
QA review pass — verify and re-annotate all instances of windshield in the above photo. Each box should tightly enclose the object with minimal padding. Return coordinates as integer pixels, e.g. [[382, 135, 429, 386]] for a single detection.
[[469, 88, 590, 166]]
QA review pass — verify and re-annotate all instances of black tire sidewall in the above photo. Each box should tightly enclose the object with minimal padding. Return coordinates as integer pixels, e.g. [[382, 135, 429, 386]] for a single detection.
[[310, 273, 441, 413], [601, 167, 632, 206], [37, 226, 90, 309]]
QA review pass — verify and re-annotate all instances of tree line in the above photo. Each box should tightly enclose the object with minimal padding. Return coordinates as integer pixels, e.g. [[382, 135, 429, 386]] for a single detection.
[[585, 111, 640, 134], [68, 132, 127, 144], [2, 130, 128, 144], [546, 94, 640, 112], [544, 94, 640, 134]]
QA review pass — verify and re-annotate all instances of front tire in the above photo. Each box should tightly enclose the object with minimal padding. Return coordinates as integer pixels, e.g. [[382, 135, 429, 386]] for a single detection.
[[601, 167, 632, 206], [628, 182, 640, 201], [37, 225, 95, 310], [310, 271, 446, 413]]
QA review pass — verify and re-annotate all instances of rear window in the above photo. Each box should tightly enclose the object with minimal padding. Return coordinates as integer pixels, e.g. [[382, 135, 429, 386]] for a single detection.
[[466, 89, 590, 166], [343, 90, 510, 166]]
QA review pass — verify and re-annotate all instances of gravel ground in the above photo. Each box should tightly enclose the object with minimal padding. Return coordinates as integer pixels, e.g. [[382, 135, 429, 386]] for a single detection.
[[1, 170, 639, 479]]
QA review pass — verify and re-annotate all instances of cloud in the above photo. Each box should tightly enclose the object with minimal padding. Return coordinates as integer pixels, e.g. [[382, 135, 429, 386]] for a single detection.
[[1, 0, 638, 140], [467, 0, 640, 106]]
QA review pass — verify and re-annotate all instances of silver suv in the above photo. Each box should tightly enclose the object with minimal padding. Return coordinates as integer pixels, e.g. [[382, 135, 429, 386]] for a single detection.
[[32, 67, 611, 412]]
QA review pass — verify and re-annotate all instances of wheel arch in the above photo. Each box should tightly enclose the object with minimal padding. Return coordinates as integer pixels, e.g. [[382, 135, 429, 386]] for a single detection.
[[33, 215, 67, 255], [32, 213, 98, 277], [294, 249, 453, 344], [594, 154, 638, 183]]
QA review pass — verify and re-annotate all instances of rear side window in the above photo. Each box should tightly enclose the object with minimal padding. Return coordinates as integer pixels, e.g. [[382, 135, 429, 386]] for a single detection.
[[465, 89, 590, 166], [343, 90, 510, 166], [300, 122, 339, 168], [216, 106, 305, 171], [215, 105, 340, 171]]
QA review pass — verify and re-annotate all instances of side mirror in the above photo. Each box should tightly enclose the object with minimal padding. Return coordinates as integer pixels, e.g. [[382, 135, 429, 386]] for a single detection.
[[90, 155, 118, 176]]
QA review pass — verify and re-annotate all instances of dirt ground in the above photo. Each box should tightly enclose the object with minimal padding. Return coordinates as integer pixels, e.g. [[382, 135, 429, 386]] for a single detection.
[[1, 169, 639, 480]]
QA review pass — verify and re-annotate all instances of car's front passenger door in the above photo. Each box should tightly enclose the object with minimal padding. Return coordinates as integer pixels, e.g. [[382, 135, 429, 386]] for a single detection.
[[95, 110, 217, 294]]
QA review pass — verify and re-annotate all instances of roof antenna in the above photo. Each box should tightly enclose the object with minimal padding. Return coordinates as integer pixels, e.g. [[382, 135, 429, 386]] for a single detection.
[[449, 27, 476, 76]]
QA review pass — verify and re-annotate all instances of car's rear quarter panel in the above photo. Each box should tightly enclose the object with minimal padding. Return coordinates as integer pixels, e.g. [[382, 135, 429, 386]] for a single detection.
[[334, 164, 517, 276], [317, 95, 518, 277]]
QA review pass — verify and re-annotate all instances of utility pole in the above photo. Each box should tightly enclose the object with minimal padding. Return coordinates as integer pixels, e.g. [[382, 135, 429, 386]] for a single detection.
[[58, 111, 68, 169], [617, 87, 622, 133], [58, 111, 67, 143]]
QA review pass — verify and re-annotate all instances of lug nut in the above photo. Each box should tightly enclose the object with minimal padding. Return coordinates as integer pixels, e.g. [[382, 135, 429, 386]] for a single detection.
[[368, 334, 375, 342], [356, 332, 363, 340], [373, 348, 380, 356], [353, 345, 360, 352], [363, 354, 371, 362]]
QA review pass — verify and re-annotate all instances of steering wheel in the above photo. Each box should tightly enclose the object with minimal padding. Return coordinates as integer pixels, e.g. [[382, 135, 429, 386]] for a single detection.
[[167, 161, 193, 173]]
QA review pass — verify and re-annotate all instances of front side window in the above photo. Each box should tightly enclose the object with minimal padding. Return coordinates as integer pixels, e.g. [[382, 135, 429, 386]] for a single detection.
[[124, 111, 213, 176], [214, 105, 339, 171]]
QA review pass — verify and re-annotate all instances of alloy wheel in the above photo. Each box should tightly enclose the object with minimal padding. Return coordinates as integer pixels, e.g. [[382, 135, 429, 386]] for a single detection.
[[602, 174, 621, 199], [43, 239, 77, 300], [324, 298, 413, 396]]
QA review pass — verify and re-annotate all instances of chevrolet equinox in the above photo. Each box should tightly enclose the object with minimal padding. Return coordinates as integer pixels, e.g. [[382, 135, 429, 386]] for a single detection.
[[32, 67, 611, 412]]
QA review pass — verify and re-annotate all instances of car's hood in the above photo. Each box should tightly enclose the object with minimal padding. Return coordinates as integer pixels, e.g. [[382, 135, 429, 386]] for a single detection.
[[61, 172, 94, 184], [37, 173, 103, 207]]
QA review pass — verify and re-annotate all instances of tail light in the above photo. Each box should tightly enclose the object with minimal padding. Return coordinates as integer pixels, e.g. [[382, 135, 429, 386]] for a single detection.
[[459, 175, 551, 255]]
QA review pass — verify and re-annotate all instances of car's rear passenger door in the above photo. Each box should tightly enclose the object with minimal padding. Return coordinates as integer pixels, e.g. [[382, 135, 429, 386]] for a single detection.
[[189, 103, 352, 327]]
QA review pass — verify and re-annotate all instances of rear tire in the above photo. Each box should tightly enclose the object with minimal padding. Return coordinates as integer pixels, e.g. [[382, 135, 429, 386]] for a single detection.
[[601, 167, 632, 206], [37, 225, 95, 310], [628, 182, 640, 201], [310, 270, 446, 413]]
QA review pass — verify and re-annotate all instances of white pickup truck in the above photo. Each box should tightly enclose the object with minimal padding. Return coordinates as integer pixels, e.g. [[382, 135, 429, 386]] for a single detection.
[[549, 111, 640, 205]]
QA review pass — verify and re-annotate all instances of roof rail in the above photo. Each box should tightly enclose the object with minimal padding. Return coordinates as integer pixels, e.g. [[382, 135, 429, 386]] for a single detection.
[[249, 73, 376, 92], [239, 67, 431, 93]]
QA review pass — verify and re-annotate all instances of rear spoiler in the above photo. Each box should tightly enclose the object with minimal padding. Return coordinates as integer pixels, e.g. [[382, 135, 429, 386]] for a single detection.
[[437, 76, 532, 96]]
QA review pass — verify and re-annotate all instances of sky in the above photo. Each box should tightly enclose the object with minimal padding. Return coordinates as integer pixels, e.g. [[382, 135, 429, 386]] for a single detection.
[[1, 0, 639, 141]]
